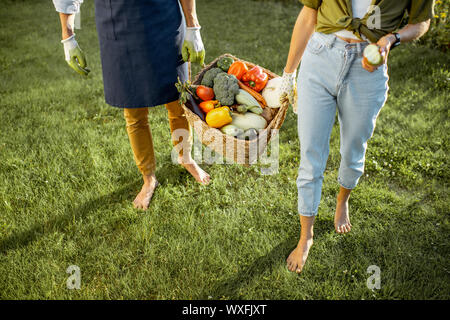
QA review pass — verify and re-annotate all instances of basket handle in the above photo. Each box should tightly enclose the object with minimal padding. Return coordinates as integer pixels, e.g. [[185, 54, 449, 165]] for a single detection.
[[188, 61, 191, 82], [187, 60, 207, 83]]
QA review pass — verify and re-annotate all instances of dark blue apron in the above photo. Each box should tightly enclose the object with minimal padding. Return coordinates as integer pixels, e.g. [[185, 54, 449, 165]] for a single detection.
[[94, 0, 188, 108]]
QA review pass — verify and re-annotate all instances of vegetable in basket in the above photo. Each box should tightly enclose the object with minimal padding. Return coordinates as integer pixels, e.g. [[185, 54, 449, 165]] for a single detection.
[[236, 104, 263, 115], [205, 106, 233, 128], [185, 96, 205, 121], [230, 112, 267, 131], [175, 77, 205, 120], [235, 89, 263, 114], [237, 128, 258, 140], [199, 100, 220, 113], [236, 89, 259, 107], [213, 73, 240, 106], [228, 61, 248, 81], [261, 77, 283, 108], [217, 57, 234, 72], [201, 67, 224, 87], [238, 80, 267, 107], [221, 124, 244, 137], [241, 66, 268, 92], [196, 85, 215, 101]]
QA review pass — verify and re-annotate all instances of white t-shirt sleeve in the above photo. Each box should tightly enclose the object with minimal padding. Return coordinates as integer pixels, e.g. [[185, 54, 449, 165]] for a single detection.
[[52, 0, 83, 14]]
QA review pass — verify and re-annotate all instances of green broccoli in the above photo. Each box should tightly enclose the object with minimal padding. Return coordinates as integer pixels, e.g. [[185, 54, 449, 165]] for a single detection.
[[201, 67, 224, 88], [213, 73, 240, 106]]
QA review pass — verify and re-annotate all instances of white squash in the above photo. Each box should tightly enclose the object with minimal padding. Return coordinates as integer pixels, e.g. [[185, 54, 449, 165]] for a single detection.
[[262, 77, 283, 108], [231, 112, 267, 131]]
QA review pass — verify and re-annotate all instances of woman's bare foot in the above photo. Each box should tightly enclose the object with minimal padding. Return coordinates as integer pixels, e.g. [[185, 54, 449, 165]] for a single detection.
[[334, 186, 352, 234], [178, 155, 211, 185], [133, 173, 159, 210], [287, 235, 314, 273], [335, 199, 352, 234], [287, 215, 315, 273]]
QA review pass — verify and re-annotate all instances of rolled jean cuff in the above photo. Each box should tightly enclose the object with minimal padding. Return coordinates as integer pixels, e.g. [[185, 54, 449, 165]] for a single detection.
[[338, 177, 357, 190], [299, 210, 317, 217]]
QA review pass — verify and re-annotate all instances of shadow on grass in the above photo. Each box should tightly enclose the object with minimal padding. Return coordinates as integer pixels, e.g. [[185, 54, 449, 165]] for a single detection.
[[207, 218, 329, 299], [0, 178, 139, 254], [156, 156, 213, 186], [207, 237, 293, 299]]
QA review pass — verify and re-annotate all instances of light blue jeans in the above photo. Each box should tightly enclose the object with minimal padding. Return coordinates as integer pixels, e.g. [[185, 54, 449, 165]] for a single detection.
[[296, 32, 389, 216]]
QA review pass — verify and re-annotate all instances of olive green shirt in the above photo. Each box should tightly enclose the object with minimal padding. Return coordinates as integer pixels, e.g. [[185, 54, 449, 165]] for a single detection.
[[300, 0, 435, 42]]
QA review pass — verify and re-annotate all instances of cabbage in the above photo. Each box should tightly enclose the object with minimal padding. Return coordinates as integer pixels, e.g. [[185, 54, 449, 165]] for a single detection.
[[262, 77, 283, 108]]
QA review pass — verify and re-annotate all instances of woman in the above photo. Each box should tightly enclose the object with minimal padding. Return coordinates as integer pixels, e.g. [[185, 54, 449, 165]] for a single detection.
[[280, 0, 434, 273], [53, 0, 210, 210]]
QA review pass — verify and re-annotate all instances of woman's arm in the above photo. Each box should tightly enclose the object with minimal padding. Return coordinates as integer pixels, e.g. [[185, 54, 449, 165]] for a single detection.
[[53, 0, 83, 39], [284, 6, 318, 73], [59, 13, 74, 40], [53, 0, 89, 76], [179, 0, 200, 28], [363, 20, 431, 72]]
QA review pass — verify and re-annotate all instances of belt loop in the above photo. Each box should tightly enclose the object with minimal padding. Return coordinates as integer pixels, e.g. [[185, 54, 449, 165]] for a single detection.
[[327, 33, 336, 49]]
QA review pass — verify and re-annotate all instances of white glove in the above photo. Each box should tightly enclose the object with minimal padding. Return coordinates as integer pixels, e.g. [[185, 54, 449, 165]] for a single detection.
[[61, 34, 90, 76], [182, 27, 205, 65], [280, 69, 298, 114]]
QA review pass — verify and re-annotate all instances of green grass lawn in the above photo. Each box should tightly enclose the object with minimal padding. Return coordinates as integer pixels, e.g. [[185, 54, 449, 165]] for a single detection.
[[0, 0, 449, 299]]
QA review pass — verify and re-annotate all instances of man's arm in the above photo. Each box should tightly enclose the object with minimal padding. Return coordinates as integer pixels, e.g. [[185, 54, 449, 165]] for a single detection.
[[53, 0, 89, 76], [179, 0, 200, 28], [53, 0, 82, 39], [362, 20, 431, 72], [179, 0, 205, 65], [59, 13, 74, 40], [284, 6, 317, 73]]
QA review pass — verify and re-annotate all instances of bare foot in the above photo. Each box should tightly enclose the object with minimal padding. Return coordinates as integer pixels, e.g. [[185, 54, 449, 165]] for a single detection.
[[335, 199, 352, 234], [178, 156, 211, 185], [133, 174, 159, 210], [287, 235, 314, 274]]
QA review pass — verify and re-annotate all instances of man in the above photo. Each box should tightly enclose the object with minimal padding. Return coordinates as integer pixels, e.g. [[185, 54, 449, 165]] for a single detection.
[[280, 0, 434, 273], [53, 0, 210, 210]]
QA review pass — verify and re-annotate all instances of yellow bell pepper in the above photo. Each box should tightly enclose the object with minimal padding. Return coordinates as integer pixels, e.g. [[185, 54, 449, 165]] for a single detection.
[[205, 106, 232, 128]]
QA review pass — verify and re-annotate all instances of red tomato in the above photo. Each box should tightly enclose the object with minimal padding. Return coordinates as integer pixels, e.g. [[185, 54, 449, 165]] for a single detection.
[[196, 85, 215, 101]]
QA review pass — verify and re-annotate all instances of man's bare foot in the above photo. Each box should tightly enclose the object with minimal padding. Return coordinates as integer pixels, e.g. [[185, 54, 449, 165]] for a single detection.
[[287, 235, 314, 274], [335, 199, 352, 234], [133, 173, 159, 210], [178, 155, 211, 185]]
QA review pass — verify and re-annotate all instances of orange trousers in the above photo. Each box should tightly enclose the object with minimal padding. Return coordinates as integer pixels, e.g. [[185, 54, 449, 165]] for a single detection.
[[123, 100, 191, 176]]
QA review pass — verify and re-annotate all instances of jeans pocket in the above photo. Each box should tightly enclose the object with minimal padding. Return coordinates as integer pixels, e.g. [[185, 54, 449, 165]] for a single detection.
[[306, 34, 325, 55]]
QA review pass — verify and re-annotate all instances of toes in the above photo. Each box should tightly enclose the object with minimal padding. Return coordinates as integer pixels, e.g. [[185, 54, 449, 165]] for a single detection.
[[202, 175, 211, 185], [288, 262, 297, 272], [336, 223, 352, 234], [286, 257, 296, 272]]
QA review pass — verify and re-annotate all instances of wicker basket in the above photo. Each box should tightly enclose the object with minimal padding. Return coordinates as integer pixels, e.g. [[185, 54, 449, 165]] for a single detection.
[[181, 54, 288, 165]]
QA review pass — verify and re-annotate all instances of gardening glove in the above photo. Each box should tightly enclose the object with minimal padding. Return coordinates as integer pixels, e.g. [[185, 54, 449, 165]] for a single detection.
[[280, 69, 297, 114], [61, 34, 90, 76], [182, 26, 205, 66]]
